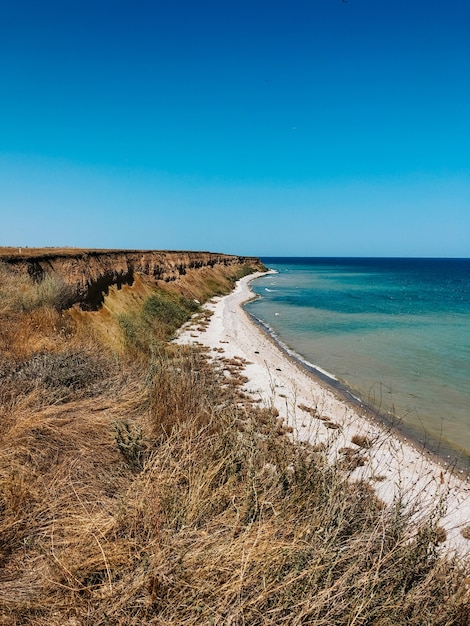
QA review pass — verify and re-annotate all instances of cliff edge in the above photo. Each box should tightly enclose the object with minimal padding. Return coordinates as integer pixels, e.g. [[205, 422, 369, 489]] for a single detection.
[[0, 248, 264, 310]]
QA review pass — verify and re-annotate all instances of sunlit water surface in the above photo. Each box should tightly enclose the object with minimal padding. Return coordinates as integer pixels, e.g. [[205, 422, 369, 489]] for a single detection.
[[245, 258, 470, 462]]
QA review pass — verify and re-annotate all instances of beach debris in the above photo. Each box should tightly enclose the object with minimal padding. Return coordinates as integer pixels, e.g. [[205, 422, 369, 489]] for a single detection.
[[370, 475, 387, 482], [298, 403, 318, 416], [434, 527, 447, 544], [338, 447, 366, 470], [298, 404, 330, 421], [351, 434, 372, 449], [461, 526, 470, 540]]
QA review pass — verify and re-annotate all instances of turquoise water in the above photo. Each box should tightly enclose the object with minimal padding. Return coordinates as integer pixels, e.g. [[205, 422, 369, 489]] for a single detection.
[[245, 258, 470, 462]]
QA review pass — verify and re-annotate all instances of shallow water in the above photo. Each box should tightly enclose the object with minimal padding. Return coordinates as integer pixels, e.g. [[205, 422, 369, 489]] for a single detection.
[[245, 258, 470, 462]]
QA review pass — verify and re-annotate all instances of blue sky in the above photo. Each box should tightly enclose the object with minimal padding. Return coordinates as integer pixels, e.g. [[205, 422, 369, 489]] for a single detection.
[[1, 0, 469, 257]]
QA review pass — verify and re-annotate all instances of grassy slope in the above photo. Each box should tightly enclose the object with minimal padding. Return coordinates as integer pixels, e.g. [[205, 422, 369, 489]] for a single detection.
[[0, 262, 469, 625]]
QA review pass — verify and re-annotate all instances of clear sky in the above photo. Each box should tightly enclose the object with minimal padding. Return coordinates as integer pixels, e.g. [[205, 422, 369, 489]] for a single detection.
[[1, 0, 469, 257]]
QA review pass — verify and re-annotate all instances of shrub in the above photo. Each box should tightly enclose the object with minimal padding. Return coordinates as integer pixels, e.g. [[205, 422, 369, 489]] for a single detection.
[[113, 420, 145, 471], [3, 349, 109, 403], [23, 273, 74, 310], [142, 291, 198, 328], [0, 263, 73, 312], [119, 290, 200, 353]]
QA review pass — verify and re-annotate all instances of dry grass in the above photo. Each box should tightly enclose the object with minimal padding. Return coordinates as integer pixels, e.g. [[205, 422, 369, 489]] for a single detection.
[[0, 262, 73, 313], [351, 434, 373, 449], [0, 247, 116, 259], [0, 262, 469, 625]]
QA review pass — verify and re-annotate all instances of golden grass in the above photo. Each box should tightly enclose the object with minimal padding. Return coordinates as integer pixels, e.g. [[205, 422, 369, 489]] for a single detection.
[[0, 247, 123, 259], [0, 262, 469, 624]]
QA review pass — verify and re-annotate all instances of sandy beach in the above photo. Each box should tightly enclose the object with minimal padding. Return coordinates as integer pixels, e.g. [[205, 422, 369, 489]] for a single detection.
[[177, 272, 470, 556]]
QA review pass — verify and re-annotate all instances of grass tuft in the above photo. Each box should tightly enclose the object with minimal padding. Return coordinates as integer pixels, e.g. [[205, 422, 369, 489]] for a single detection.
[[351, 433, 373, 448], [0, 262, 73, 312]]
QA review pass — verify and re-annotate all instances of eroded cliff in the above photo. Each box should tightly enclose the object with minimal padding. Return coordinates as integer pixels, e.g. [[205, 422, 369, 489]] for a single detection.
[[0, 248, 263, 309]]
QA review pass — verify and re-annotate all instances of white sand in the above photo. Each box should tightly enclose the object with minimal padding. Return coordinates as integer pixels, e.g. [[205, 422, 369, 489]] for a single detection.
[[177, 272, 470, 556]]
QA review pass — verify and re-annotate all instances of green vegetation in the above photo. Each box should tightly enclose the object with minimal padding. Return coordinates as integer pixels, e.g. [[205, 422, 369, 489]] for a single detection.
[[118, 289, 200, 351], [0, 262, 469, 625]]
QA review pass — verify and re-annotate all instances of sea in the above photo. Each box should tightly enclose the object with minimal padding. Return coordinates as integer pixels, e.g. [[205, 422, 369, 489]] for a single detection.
[[245, 258, 470, 465]]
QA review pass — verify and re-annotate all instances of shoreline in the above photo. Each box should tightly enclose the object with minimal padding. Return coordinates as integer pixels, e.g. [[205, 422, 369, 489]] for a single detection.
[[176, 272, 470, 556], [245, 308, 470, 480]]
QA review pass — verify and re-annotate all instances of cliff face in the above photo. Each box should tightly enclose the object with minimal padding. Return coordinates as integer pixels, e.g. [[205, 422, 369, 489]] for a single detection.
[[1, 249, 263, 310]]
